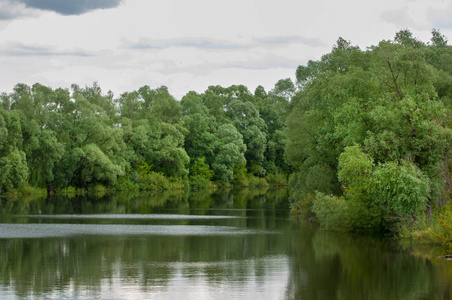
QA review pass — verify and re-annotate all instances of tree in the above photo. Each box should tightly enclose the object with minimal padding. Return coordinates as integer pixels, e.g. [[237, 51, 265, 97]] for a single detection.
[[138, 85, 181, 124], [394, 29, 425, 48], [51, 84, 129, 189], [211, 124, 246, 182], [286, 33, 452, 231], [180, 92, 216, 161], [226, 100, 267, 175], [270, 78, 296, 101], [125, 118, 189, 178], [0, 108, 28, 193], [431, 28, 448, 47]]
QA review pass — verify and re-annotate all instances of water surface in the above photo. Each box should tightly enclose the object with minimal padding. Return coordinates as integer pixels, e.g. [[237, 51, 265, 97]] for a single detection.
[[0, 189, 451, 299]]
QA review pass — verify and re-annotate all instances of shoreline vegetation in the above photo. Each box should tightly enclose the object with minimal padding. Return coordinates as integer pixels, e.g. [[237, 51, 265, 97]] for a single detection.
[[286, 29, 452, 252], [1, 29, 452, 251]]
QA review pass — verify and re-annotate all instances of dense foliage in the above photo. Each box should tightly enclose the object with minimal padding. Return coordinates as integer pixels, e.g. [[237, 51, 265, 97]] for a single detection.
[[287, 29, 452, 233], [3, 29, 452, 237], [0, 80, 291, 195]]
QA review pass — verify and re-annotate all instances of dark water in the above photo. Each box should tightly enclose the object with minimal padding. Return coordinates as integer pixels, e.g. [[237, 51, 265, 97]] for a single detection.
[[0, 189, 451, 299]]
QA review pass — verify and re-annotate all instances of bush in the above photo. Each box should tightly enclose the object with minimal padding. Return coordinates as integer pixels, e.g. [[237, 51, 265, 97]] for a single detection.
[[311, 192, 391, 232], [338, 146, 430, 231], [139, 172, 170, 191], [169, 176, 187, 190], [432, 204, 452, 250], [16, 185, 47, 197], [290, 192, 315, 219], [247, 176, 269, 188], [190, 175, 211, 190], [115, 176, 139, 192], [266, 172, 287, 187], [312, 192, 351, 231]]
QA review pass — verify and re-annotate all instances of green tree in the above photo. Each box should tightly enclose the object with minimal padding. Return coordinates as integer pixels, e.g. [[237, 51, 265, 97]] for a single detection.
[[431, 28, 448, 47], [51, 84, 128, 189], [0, 108, 28, 193], [287, 32, 452, 230], [138, 85, 181, 124], [226, 99, 267, 175], [180, 92, 216, 161], [211, 124, 246, 182]]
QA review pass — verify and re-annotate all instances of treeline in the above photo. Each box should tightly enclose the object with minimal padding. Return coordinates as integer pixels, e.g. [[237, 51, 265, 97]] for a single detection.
[[0, 78, 293, 195], [286, 29, 452, 237], [3, 28, 452, 239]]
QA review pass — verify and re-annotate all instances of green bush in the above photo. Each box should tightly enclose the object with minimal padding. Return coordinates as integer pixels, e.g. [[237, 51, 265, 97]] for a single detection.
[[337, 146, 430, 231], [190, 157, 213, 180], [169, 176, 187, 190], [311, 192, 391, 232], [266, 172, 287, 187], [138, 172, 170, 191], [312, 192, 351, 231], [16, 185, 46, 197], [190, 175, 211, 190], [247, 175, 269, 188], [115, 176, 139, 192], [290, 192, 315, 219]]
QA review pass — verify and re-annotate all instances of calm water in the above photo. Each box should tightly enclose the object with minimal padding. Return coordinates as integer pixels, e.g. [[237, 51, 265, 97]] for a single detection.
[[0, 189, 451, 299]]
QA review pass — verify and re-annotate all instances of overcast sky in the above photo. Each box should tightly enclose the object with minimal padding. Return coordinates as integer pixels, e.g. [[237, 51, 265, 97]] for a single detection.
[[0, 0, 451, 99]]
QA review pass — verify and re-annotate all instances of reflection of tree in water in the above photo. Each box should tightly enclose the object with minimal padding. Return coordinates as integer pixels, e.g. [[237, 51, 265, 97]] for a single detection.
[[285, 229, 452, 299], [0, 188, 291, 298], [0, 227, 290, 297], [2, 189, 452, 299]]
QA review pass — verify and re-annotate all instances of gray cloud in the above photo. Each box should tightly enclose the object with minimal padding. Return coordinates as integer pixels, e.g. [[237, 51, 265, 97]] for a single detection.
[[225, 56, 301, 70], [129, 37, 250, 50], [427, 4, 452, 29], [10, 0, 123, 15], [0, 42, 93, 57], [127, 35, 326, 51], [254, 35, 326, 47], [380, 7, 420, 29], [0, 1, 34, 20], [155, 55, 301, 77]]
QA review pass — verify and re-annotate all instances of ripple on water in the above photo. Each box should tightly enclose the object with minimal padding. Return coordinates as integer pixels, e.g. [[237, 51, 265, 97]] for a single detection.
[[21, 214, 243, 220], [0, 223, 276, 238]]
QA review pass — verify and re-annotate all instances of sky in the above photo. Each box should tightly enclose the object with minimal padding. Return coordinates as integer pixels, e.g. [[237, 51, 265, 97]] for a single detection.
[[0, 0, 451, 100]]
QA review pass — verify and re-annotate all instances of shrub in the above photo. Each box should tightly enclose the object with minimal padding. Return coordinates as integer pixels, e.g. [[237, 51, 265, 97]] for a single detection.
[[190, 175, 211, 190], [266, 172, 287, 187], [115, 176, 139, 192], [169, 176, 187, 190], [139, 172, 170, 191], [312, 192, 351, 231], [17, 185, 46, 197], [247, 176, 269, 188]]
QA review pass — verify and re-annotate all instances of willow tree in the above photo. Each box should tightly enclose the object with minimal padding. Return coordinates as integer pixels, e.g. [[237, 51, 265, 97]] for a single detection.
[[287, 30, 452, 231]]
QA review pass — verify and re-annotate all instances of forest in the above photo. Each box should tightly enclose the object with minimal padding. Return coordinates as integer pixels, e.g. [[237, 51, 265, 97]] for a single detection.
[[1, 29, 452, 240], [0, 75, 292, 195]]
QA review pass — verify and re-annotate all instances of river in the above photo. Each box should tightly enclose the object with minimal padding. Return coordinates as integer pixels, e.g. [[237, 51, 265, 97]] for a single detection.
[[0, 188, 451, 299]]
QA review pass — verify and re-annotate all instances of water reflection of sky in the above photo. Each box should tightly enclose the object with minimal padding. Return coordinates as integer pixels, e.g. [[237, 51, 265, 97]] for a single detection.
[[21, 214, 243, 220], [1, 190, 449, 300], [0, 256, 290, 300], [0, 223, 277, 238]]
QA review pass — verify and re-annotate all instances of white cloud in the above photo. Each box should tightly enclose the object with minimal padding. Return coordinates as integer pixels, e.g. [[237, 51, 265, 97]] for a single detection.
[[0, 0, 448, 99], [0, 0, 38, 20]]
